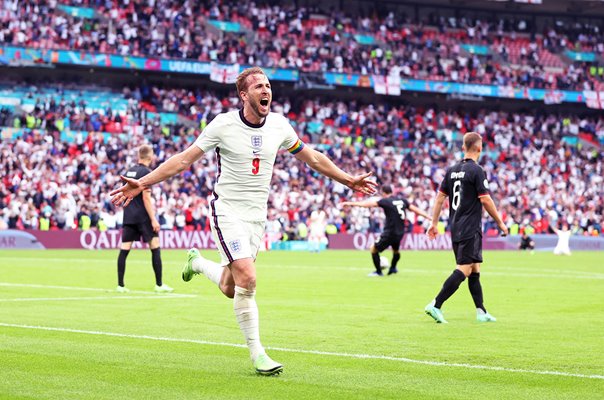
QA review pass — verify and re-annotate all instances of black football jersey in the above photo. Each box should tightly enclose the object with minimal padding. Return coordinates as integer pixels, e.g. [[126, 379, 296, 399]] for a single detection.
[[377, 197, 410, 236], [438, 159, 490, 242], [122, 164, 151, 224]]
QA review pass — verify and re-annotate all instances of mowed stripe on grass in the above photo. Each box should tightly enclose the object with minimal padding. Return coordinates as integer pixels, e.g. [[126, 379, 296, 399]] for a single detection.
[[1, 322, 602, 380]]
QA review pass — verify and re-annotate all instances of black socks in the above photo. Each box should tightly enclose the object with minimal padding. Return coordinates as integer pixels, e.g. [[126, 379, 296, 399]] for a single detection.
[[151, 248, 163, 286], [371, 252, 382, 274], [434, 269, 466, 309], [117, 249, 130, 287], [468, 272, 486, 313]]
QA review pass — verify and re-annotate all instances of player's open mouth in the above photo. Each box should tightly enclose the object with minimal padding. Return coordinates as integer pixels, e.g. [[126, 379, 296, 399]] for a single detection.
[[260, 99, 269, 106]]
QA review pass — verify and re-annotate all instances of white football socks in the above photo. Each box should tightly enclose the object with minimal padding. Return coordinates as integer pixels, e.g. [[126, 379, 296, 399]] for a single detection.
[[234, 285, 265, 362], [192, 257, 223, 286]]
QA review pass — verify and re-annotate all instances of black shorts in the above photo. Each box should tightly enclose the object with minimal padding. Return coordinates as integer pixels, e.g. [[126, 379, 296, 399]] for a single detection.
[[374, 232, 403, 252], [452, 232, 483, 265], [122, 221, 157, 243], [519, 243, 534, 250]]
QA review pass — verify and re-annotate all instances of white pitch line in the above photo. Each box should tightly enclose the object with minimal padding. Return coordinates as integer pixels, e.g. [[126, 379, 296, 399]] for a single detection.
[[0, 282, 196, 297], [0, 322, 602, 381], [2, 256, 603, 279], [0, 295, 194, 302]]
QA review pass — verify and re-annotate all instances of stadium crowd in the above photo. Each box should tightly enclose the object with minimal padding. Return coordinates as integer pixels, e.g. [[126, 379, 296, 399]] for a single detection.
[[0, 0, 603, 91], [1, 86, 603, 237]]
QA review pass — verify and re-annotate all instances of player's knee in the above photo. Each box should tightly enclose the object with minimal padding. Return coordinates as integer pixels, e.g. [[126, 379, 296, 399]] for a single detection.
[[221, 283, 235, 298], [370, 246, 378, 254]]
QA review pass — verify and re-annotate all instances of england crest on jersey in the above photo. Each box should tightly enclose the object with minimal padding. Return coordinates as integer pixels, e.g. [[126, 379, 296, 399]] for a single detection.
[[251, 135, 262, 149]]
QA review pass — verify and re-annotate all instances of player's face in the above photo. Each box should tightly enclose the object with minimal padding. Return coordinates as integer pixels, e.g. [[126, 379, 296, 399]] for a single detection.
[[242, 73, 272, 121]]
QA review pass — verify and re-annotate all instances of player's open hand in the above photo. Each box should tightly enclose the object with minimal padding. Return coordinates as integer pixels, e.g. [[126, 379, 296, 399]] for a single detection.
[[348, 172, 378, 195], [426, 224, 439, 240], [110, 175, 144, 207]]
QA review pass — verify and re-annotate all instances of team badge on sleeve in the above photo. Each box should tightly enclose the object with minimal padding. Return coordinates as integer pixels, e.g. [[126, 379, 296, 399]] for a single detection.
[[484, 179, 489, 189]]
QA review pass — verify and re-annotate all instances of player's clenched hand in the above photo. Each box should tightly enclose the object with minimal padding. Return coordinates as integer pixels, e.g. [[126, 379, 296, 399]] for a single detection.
[[426, 224, 439, 240], [151, 219, 161, 233], [498, 222, 509, 237], [110, 175, 144, 207], [348, 172, 378, 195]]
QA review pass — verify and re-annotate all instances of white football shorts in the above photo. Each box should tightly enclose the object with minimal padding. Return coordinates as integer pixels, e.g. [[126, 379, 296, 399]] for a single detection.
[[210, 213, 265, 266]]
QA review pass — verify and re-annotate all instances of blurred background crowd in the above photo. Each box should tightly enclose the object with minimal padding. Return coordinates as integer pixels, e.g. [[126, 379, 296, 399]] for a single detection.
[[0, 0, 602, 239]]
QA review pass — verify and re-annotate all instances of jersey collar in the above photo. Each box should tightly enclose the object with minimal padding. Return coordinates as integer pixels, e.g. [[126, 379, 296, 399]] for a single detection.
[[239, 109, 266, 128]]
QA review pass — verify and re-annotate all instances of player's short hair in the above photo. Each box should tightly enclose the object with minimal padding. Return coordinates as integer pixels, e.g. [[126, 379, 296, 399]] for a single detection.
[[382, 184, 393, 195], [236, 67, 266, 99], [463, 132, 482, 152], [138, 144, 153, 160]]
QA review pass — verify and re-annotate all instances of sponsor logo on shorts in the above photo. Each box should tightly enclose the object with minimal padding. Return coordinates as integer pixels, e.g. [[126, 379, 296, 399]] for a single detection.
[[229, 239, 242, 253]]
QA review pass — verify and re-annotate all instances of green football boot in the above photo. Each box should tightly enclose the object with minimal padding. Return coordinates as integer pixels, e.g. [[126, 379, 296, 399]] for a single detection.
[[425, 303, 448, 324], [477, 312, 497, 322], [154, 284, 174, 293], [254, 354, 283, 376], [182, 248, 201, 282]]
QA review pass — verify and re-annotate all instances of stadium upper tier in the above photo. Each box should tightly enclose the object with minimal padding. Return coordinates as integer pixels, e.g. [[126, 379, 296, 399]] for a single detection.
[[1, 0, 602, 93]]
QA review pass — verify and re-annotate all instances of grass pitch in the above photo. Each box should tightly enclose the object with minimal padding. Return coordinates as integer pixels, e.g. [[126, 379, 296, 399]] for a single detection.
[[1, 249, 602, 399]]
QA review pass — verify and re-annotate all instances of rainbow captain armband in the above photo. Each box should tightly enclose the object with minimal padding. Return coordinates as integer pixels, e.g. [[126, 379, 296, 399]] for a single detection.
[[287, 139, 305, 155]]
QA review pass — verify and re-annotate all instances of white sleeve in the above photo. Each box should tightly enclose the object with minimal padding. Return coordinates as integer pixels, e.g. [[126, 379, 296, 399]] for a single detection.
[[195, 115, 223, 153], [279, 115, 304, 153]]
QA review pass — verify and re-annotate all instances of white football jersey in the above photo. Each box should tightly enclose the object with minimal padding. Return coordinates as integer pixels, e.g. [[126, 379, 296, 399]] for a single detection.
[[195, 110, 304, 221]]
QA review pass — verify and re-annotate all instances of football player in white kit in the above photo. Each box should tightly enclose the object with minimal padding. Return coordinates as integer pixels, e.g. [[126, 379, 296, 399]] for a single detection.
[[308, 207, 328, 252], [553, 223, 572, 256], [110, 67, 377, 375]]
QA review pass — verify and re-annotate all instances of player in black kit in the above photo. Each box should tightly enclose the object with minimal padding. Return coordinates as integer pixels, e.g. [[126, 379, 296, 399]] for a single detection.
[[116, 145, 173, 293], [341, 185, 431, 276], [518, 232, 535, 252], [425, 132, 508, 323]]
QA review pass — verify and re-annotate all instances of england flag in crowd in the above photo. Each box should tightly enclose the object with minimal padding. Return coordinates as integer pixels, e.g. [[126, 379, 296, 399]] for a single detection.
[[210, 62, 240, 84], [543, 90, 563, 105], [583, 90, 604, 109], [373, 75, 401, 96]]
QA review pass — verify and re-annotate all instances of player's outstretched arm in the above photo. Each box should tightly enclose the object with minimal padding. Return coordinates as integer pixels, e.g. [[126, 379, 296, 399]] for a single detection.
[[479, 195, 509, 236], [426, 191, 447, 240], [340, 200, 379, 208], [409, 205, 432, 220], [294, 146, 377, 195], [111, 144, 205, 207]]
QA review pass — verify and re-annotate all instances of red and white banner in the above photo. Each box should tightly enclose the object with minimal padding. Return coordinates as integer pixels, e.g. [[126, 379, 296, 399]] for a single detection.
[[583, 90, 604, 109], [209, 62, 240, 84], [373, 75, 401, 96], [543, 90, 563, 105]]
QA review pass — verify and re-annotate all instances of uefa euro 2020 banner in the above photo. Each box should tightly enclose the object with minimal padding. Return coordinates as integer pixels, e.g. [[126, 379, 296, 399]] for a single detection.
[[0, 46, 587, 105]]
